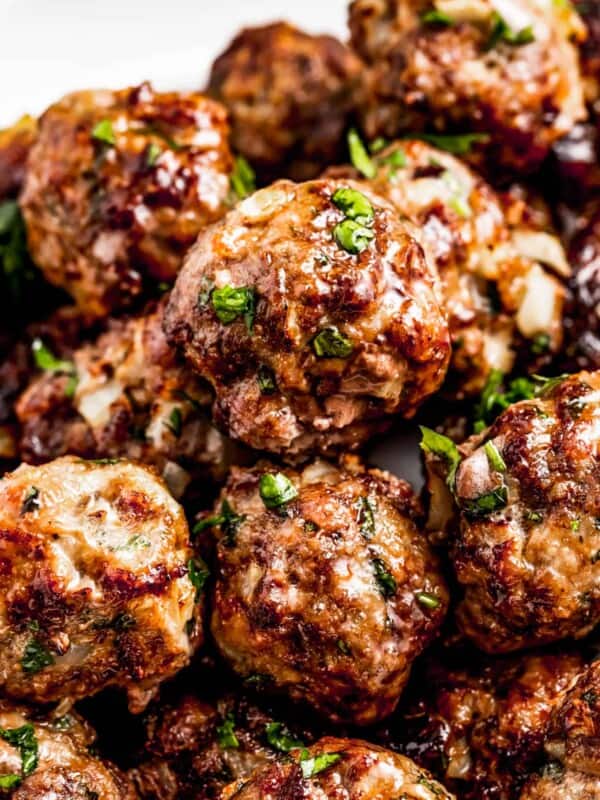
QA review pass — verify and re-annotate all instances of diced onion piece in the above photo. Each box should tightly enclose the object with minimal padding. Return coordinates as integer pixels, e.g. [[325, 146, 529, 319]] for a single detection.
[[76, 380, 122, 430], [162, 461, 191, 500], [434, 0, 491, 23], [515, 264, 560, 338], [483, 326, 515, 374], [511, 230, 571, 278]]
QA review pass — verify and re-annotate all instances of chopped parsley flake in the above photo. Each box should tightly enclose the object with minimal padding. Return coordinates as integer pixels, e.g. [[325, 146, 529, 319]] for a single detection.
[[372, 558, 397, 598], [416, 591, 441, 610], [487, 12, 535, 48], [421, 9, 454, 25], [193, 499, 246, 546], [230, 156, 256, 201], [188, 558, 210, 600], [211, 285, 256, 331], [0, 723, 38, 787], [409, 132, 490, 155], [265, 722, 304, 753], [333, 218, 375, 254], [461, 485, 508, 518], [91, 119, 116, 146], [299, 750, 342, 779], [347, 128, 376, 179], [312, 327, 354, 358], [259, 473, 298, 510], [257, 365, 277, 395], [484, 441, 506, 473], [21, 638, 54, 675], [165, 407, 182, 438], [216, 713, 239, 749], [332, 187, 374, 226], [420, 426, 461, 492], [357, 496, 376, 539]]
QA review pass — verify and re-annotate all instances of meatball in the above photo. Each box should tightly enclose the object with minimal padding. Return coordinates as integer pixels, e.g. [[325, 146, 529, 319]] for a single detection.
[[376, 646, 586, 800], [164, 178, 451, 459], [0, 456, 202, 711], [0, 700, 135, 800], [328, 139, 568, 397], [520, 660, 600, 799], [222, 737, 454, 800], [0, 115, 37, 200], [20, 82, 233, 318], [206, 457, 448, 726], [207, 22, 363, 182], [349, 0, 586, 174], [425, 371, 600, 652], [16, 301, 243, 497], [131, 689, 316, 800]]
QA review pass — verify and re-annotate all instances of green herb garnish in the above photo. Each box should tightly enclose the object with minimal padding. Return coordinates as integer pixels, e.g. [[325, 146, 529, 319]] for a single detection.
[[265, 722, 304, 753], [165, 407, 182, 437], [531, 333, 551, 355], [357, 496, 376, 539], [415, 591, 441, 610], [216, 713, 239, 749], [461, 486, 508, 518], [211, 285, 256, 331], [347, 128, 376, 179], [332, 187, 374, 226], [21, 638, 54, 675], [21, 486, 39, 515], [484, 440, 506, 473], [188, 558, 209, 600], [409, 132, 490, 155], [146, 142, 162, 167], [259, 473, 298, 510], [420, 426, 461, 492], [312, 327, 354, 358], [487, 12, 535, 48], [372, 558, 397, 598], [230, 156, 256, 200], [0, 723, 38, 787], [257, 365, 277, 395], [193, 499, 246, 546], [421, 9, 454, 25], [91, 119, 116, 146], [299, 750, 342, 779], [333, 219, 375, 254], [31, 339, 75, 375]]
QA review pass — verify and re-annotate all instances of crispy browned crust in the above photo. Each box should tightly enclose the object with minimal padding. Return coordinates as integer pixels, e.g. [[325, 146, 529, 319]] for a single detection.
[[0, 116, 37, 200], [164, 178, 451, 459], [20, 83, 233, 318], [208, 22, 363, 182]]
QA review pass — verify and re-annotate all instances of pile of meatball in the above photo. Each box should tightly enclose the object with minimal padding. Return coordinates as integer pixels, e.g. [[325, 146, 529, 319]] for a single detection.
[[1, 1, 600, 798]]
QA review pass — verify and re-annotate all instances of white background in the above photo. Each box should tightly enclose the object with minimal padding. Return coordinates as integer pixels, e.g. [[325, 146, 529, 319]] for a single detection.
[[0, 0, 348, 127]]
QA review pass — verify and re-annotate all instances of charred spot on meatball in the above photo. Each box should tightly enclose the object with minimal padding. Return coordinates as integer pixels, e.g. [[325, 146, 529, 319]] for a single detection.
[[20, 83, 234, 318], [164, 177, 451, 459]]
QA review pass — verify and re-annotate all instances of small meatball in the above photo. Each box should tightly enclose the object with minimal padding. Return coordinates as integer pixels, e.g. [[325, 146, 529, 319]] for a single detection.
[[208, 22, 363, 182], [328, 139, 568, 396], [520, 661, 600, 799], [376, 646, 586, 799], [207, 457, 448, 726], [20, 83, 233, 318], [563, 204, 600, 370], [0, 115, 37, 200], [349, 0, 586, 174], [16, 301, 243, 497], [164, 178, 450, 459], [222, 737, 454, 800], [0, 701, 135, 800], [131, 690, 316, 800], [426, 372, 600, 652], [0, 456, 201, 711]]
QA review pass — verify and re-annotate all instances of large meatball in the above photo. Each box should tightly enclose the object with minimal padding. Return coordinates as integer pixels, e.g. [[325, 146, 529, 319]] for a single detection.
[[0, 456, 202, 711], [16, 301, 243, 497], [375, 645, 586, 800], [20, 83, 233, 318], [206, 457, 449, 726], [164, 178, 451, 459], [0, 700, 136, 800], [349, 0, 586, 174], [328, 139, 568, 397], [425, 371, 600, 652], [207, 22, 363, 182], [222, 737, 454, 800], [131, 689, 316, 800], [520, 660, 600, 799], [0, 115, 37, 200]]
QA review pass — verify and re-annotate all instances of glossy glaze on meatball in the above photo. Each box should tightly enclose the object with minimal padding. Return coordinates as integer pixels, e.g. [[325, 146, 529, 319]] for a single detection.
[[349, 0, 586, 174], [377, 646, 586, 800], [0, 701, 136, 800], [131, 689, 316, 800], [222, 736, 455, 800], [16, 302, 243, 497], [20, 83, 233, 318], [426, 372, 600, 652], [520, 660, 600, 799], [0, 456, 202, 711], [164, 178, 451, 459], [208, 22, 363, 182], [328, 139, 569, 397], [0, 115, 37, 200], [206, 456, 448, 726]]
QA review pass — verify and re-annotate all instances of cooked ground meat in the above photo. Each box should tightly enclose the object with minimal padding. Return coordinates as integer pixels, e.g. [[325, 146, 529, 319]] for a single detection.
[[164, 177, 450, 459], [20, 83, 233, 318], [207, 22, 363, 182], [0, 456, 201, 711]]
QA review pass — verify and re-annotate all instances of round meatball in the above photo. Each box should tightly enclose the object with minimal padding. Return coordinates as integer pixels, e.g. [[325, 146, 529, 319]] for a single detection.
[[349, 0, 586, 174], [520, 660, 600, 799], [131, 689, 316, 800], [164, 178, 451, 459], [426, 371, 600, 652], [208, 22, 363, 182], [375, 646, 586, 800], [20, 82, 233, 318], [16, 301, 244, 498], [328, 139, 568, 397], [0, 700, 135, 800], [0, 115, 37, 200], [222, 737, 454, 800], [206, 457, 449, 726], [0, 456, 202, 711]]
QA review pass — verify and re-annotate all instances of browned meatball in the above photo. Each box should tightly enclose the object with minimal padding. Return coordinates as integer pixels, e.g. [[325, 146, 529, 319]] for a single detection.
[[425, 371, 600, 652], [349, 0, 586, 174], [208, 22, 363, 182], [206, 456, 448, 726], [131, 690, 316, 800], [222, 737, 454, 800], [164, 178, 450, 459], [328, 139, 568, 397], [0, 701, 136, 800], [520, 660, 600, 799], [376, 646, 586, 800], [0, 115, 37, 200], [0, 456, 202, 711], [16, 301, 244, 497], [20, 83, 233, 318]]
